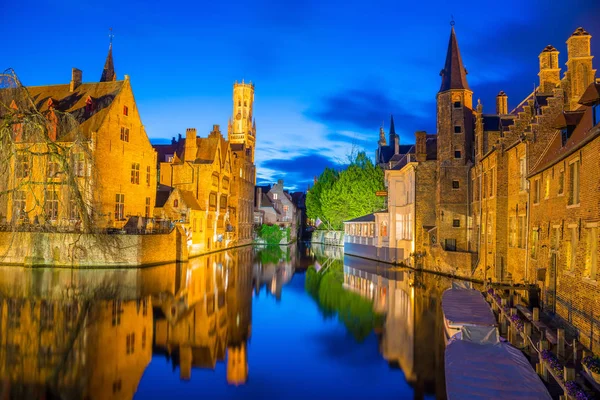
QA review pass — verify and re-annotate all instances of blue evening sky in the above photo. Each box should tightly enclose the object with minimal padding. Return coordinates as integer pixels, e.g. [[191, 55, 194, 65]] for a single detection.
[[2, 0, 599, 190]]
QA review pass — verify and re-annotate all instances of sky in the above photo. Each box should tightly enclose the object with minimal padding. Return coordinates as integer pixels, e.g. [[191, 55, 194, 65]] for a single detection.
[[2, 0, 599, 190]]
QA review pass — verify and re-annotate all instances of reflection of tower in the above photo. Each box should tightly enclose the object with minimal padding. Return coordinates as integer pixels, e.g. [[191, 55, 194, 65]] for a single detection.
[[227, 343, 248, 385], [228, 81, 256, 163]]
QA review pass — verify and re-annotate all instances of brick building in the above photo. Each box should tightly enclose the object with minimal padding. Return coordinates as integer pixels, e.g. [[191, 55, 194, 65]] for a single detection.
[[154, 82, 257, 253], [0, 43, 157, 229]]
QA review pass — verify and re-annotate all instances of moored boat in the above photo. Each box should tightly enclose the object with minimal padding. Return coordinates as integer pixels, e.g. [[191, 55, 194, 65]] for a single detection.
[[445, 325, 552, 400], [441, 286, 496, 343]]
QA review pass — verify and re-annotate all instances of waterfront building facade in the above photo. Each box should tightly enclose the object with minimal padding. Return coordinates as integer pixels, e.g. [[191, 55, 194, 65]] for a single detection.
[[0, 45, 157, 230]]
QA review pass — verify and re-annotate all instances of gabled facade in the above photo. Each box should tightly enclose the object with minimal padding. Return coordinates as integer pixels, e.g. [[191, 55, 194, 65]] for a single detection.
[[0, 45, 157, 230]]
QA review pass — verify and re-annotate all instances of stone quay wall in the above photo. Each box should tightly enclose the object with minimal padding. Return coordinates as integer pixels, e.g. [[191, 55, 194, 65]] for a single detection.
[[311, 230, 344, 246]]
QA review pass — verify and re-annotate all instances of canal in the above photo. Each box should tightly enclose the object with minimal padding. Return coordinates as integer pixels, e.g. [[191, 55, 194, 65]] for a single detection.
[[0, 243, 453, 399]]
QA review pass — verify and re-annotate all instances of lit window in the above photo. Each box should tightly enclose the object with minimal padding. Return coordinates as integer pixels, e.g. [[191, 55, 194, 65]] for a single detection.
[[584, 226, 598, 279], [567, 226, 578, 271], [558, 169, 564, 195], [531, 230, 539, 259], [518, 216, 526, 248], [73, 153, 85, 177], [16, 154, 30, 178], [130, 163, 140, 184], [568, 160, 580, 206], [45, 191, 59, 221], [273, 193, 278, 200], [120, 127, 130, 142], [533, 179, 541, 204], [145, 197, 150, 218], [519, 157, 527, 191], [544, 175, 550, 199], [115, 194, 125, 220]]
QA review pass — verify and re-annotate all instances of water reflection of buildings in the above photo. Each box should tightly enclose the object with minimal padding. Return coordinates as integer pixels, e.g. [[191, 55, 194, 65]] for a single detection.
[[0, 246, 259, 399], [0, 267, 154, 400], [252, 245, 296, 301], [343, 257, 447, 400]]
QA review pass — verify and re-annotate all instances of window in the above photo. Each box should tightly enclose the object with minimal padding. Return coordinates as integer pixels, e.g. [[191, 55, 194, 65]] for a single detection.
[[209, 193, 217, 208], [112, 300, 122, 326], [567, 226, 578, 271], [112, 380, 122, 394], [69, 195, 80, 220], [509, 216, 517, 247], [273, 193, 278, 200], [16, 154, 30, 178], [120, 127, 129, 142], [533, 179, 541, 204], [212, 174, 219, 187], [380, 222, 388, 237], [445, 239, 457, 251], [283, 205, 289, 212], [454, 149, 462, 159], [544, 175, 550, 199], [145, 197, 150, 218], [453, 101, 461, 108], [131, 163, 140, 184], [45, 191, 59, 221], [222, 177, 229, 190], [584, 226, 598, 279], [568, 160, 580, 206], [47, 156, 59, 178], [483, 173, 487, 198], [126, 333, 135, 355], [115, 194, 125, 220], [552, 227, 561, 250], [593, 104, 599, 126], [490, 168, 495, 197], [519, 157, 527, 191], [123, 105, 129, 116], [453, 219, 460, 228], [487, 213, 493, 243], [146, 166, 151, 186], [531, 230, 539, 259], [220, 194, 227, 210], [73, 153, 85, 177], [454, 126, 462, 134], [13, 190, 26, 219], [518, 216, 527, 249], [558, 169, 565, 195]]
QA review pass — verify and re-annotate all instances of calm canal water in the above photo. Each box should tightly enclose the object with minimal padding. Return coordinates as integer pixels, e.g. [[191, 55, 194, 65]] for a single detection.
[[0, 243, 452, 399]]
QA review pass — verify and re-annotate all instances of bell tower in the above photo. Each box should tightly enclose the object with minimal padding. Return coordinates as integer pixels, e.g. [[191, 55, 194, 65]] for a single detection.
[[435, 24, 474, 253], [229, 80, 256, 162]]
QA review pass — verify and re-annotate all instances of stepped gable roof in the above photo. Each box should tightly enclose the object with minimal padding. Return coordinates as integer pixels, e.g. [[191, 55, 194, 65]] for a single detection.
[[529, 104, 599, 177], [439, 27, 469, 92], [578, 82, 600, 106], [2, 80, 124, 141], [510, 92, 551, 115], [344, 213, 375, 223], [155, 184, 174, 207]]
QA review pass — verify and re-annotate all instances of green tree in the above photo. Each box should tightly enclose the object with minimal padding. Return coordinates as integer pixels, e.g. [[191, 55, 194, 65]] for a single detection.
[[319, 152, 385, 229], [306, 167, 338, 222]]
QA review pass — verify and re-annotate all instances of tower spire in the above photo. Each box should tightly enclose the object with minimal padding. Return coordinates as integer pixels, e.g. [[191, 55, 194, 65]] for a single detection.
[[439, 24, 469, 92], [388, 114, 397, 147], [100, 28, 116, 82]]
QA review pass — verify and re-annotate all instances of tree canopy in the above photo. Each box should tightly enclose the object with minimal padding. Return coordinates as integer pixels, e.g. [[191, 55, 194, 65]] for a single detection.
[[306, 151, 385, 230]]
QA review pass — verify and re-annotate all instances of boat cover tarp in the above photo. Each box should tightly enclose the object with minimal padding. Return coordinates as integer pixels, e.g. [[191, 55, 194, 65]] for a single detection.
[[442, 288, 496, 327], [445, 329, 551, 400]]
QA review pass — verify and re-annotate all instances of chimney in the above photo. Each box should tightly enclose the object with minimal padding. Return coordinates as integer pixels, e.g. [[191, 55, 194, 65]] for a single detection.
[[415, 131, 427, 162], [538, 45, 561, 93], [69, 68, 82, 92], [496, 91, 508, 114], [171, 136, 176, 145], [210, 124, 221, 137], [255, 186, 262, 208], [184, 128, 197, 162]]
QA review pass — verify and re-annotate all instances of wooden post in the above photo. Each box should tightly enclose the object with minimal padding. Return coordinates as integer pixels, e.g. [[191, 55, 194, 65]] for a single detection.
[[533, 307, 540, 322], [557, 329, 565, 357], [564, 366, 575, 382]]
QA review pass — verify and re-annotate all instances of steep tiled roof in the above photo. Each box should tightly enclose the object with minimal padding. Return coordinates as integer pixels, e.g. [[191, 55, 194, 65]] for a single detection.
[[2, 80, 124, 141], [179, 190, 203, 211], [578, 82, 600, 106], [155, 184, 174, 207], [530, 105, 599, 176], [439, 27, 469, 92]]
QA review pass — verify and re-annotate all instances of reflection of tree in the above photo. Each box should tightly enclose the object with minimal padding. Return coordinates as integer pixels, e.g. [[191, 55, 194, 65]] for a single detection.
[[255, 245, 291, 265], [305, 263, 383, 342]]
